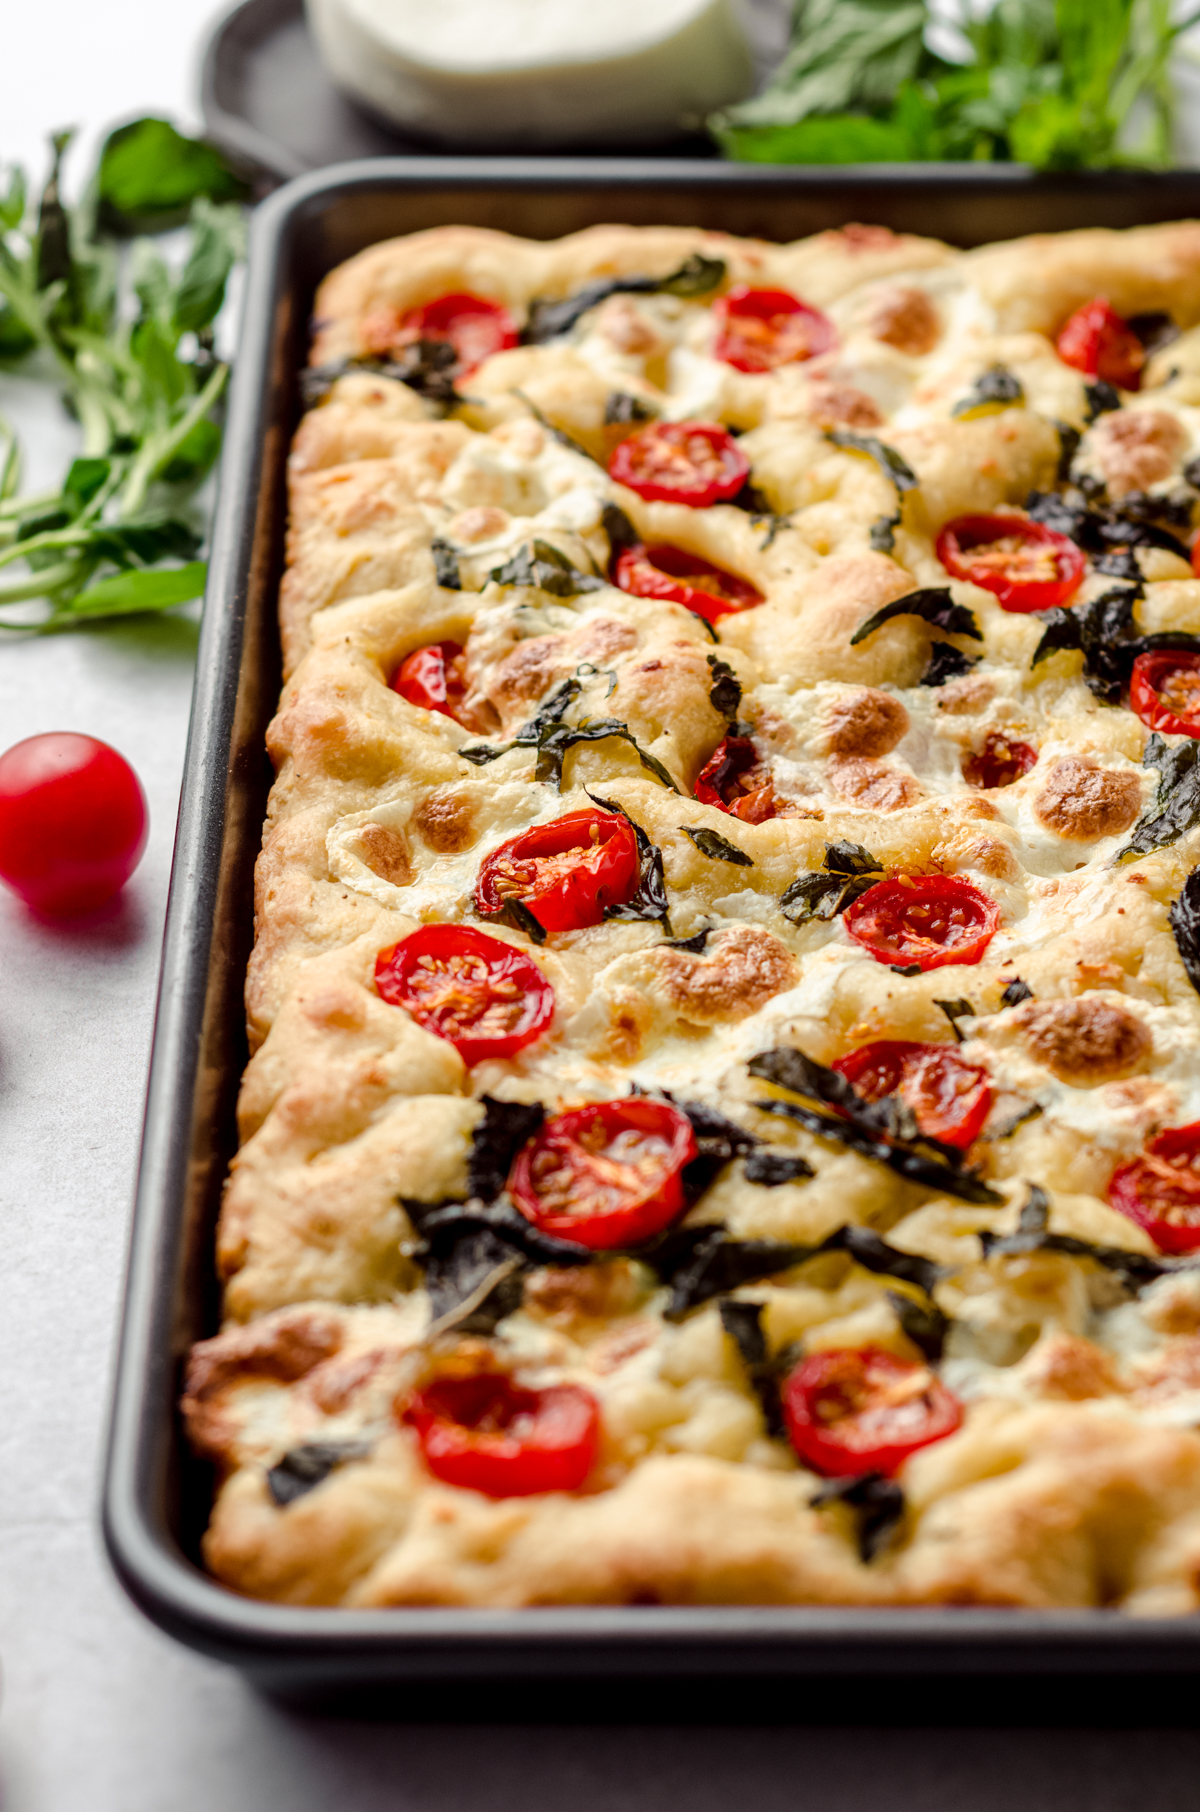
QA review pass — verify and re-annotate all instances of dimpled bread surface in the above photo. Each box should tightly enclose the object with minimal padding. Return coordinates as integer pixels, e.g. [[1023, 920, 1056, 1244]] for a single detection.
[[184, 218, 1200, 1612]]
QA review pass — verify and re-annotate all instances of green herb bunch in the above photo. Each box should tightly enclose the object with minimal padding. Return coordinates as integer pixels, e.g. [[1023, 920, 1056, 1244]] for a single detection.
[[714, 0, 1200, 169], [0, 119, 246, 633]]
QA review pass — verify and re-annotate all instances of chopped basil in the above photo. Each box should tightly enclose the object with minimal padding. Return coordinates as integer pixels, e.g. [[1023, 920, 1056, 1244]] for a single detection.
[[851, 586, 982, 647], [1171, 867, 1200, 999], [920, 642, 980, 688], [266, 1440, 374, 1507], [1129, 312, 1180, 357], [933, 997, 976, 1041], [684, 826, 754, 866], [430, 537, 462, 590], [870, 509, 902, 554], [601, 500, 639, 554], [487, 898, 547, 945], [1118, 732, 1200, 861], [524, 253, 726, 343], [886, 1289, 948, 1362], [811, 1472, 905, 1563], [605, 391, 657, 425], [463, 677, 681, 794], [1083, 380, 1122, 423], [487, 539, 605, 598], [300, 342, 459, 408], [585, 790, 672, 932], [1030, 584, 1142, 705], [662, 926, 713, 953], [649, 1224, 816, 1319], [826, 429, 919, 493], [707, 653, 748, 730], [743, 1149, 816, 1186], [780, 840, 883, 923], [463, 1097, 546, 1204], [951, 364, 1024, 418], [1000, 977, 1033, 1008], [978, 1181, 1166, 1290], [718, 1298, 790, 1438]]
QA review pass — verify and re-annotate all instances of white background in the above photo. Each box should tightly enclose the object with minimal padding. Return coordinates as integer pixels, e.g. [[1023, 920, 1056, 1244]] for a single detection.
[[5, 2, 1200, 1806]]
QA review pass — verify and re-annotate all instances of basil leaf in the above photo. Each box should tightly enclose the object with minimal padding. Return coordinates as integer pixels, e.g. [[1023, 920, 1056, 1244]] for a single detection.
[[811, 1472, 905, 1563], [266, 1440, 373, 1507], [743, 1150, 816, 1186], [1030, 584, 1141, 705], [979, 1182, 1165, 1291], [524, 253, 726, 343], [826, 429, 919, 493], [605, 391, 658, 425], [852, 587, 982, 647], [488, 539, 605, 598], [431, 537, 462, 590], [707, 653, 745, 728], [780, 841, 883, 922], [1001, 977, 1033, 1008], [825, 839, 883, 877], [1118, 734, 1200, 860], [951, 365, 1024, 418], [466, 1097, 546, 1203], [933, 997, 976, 1042], [718, 1298, 792, 1438], [600, 501, 639, 554], [585, 790, 673, 932], [1084, 381, 1122, 423], [663, 926, 712, 953], [97, 118, 247, 229], [484, 898, 547, 945], [1172, 868, 1200, 999], [870, 509, 902, 554], [649, 1225, 818, 1319], [535, 716, 681, 792], [684, 826, 754, 866], [921, 643, 980, 688], [886, 1289, 949, 1362]]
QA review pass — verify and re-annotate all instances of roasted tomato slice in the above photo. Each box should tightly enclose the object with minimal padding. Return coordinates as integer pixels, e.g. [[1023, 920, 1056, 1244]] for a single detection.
[[843, 876, 1000, 972], [509, 1098, 698, 1249], [712, 285, 837, 374], [833, 1040, 992, 1151], [613, 543, 763, 625], [374, 925, 554, 1066], [782, 1347, 964, 1477], [391, 640, 468, 721], [362, 291, 518, 378], [608, 422, 750, 508], [1130, 650, 1200, 739], [1110, 1122, 1200, 1255], [694, 734, 776, 823], [475, 808, 640, 936], [403, 1373, 600, 1496], [963, 731, 1038, 789], [1055, 297, 1144, 391], [936, 513, 1086, 612]]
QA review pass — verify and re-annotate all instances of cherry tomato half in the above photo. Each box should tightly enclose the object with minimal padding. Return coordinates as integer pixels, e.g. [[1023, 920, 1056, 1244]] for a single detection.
[[362, 291, 518, 379], [936, 514, 1086, 612], [608, 422, 750, 508], [1110, 1122, 1200, 1255], [613, 543, 763, 626], [843, 876, 1000, 972], [509, 1098, 698, 1249], [403, 1373, 600, 1496], [963, 731, 1038, 790], [0, 732, 148, 917], [782, 1346, 963, 1477], [1055, 297, 1144, 392], [833, 1040, 992, 1151], [375, 925, 554, 1067], [694, 735, 776, 823], [391, 640, 468, 722], [475, 809, 640, 936], [712, 285, 837, 374], [1130, 650, 1200, 740]]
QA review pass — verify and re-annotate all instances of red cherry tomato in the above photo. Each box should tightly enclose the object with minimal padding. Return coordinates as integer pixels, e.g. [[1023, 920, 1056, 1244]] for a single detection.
[[0, 732, 148, 917], [509, 1098, 698, 1249], [391, 641, 468, 721], [1129, 650, 1200, 740], [782, 1347, 963, 1477], [712, 285, 837, 374], [1110, 1122, 1200, 1255], [608, 422, 750, 508], [1055, 297, 1144, 392], [843, 876, 1000, 972], [962, 731, 1038, 790], [613, 543, 763, 626], [363, 292, 518, 378], [694, 735, 776, 824], [833, 1040, 992, 1151], [936, 514, 1086, 612], [403, 1373, 599, 1497], [475, 809, 640, 936], [374, 925, 554, 1066]]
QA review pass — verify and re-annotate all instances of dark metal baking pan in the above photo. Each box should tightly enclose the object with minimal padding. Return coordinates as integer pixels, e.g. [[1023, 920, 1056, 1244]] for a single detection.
[[104, 157, 1200, 1710]]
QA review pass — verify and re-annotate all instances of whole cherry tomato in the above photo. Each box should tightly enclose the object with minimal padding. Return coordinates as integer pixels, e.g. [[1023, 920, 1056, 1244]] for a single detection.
[[843, 876, 1000, 972], [962, 731, 1038, 790], [375, 925, 554, 1066], [782, 1346, 963, 1477], [0, 732, 147, 917], [403, 1372, 600, 1496], [391, 641, 468, 721], [1129, 650, 1200, 740], [1110, 1122, 1200, 1255], [694, 735, 776, 823], [613, 543, 763, 626], [362, 292, 518, 378], [509, 1097, 698, 1249], [475, 809, 640, 936], [712, 285, 837, 373], [1055, 297, 1144, 391], [608, 422, 750, 507], [936, 513, 1086, 612], [833, 1040, 992, 1150]]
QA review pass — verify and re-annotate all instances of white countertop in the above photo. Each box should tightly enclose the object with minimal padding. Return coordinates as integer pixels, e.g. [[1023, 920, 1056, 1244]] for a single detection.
[[4, 4, 1200, 1805]]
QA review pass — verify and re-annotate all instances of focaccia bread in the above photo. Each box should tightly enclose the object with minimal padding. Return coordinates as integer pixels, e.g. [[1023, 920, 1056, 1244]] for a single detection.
[[185, 216, 1200, 1613]]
